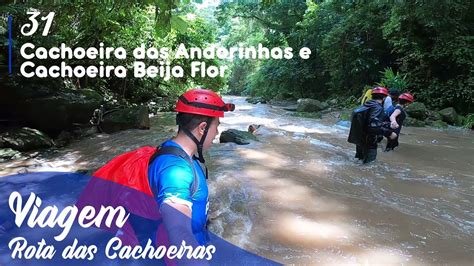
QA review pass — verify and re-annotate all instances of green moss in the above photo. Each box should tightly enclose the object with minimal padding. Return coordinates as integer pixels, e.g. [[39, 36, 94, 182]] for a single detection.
[[428, 120, 448, 129]]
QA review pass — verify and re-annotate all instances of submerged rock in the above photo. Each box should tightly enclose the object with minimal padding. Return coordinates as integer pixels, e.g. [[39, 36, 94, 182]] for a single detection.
[[291, 111, 323, 119], [283, 106, 298, 112], [246, 97, 267, 104], [220, 129, 258, 145], [0, 127, 54, 151]]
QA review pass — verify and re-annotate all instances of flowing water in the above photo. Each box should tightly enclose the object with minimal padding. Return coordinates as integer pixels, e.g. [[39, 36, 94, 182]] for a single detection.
[[1, 96, 473, 265]]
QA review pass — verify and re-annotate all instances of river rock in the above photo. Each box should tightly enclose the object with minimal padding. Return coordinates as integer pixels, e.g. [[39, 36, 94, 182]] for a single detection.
[[428, 120, 448, 129], [220, 129, 257, 145], [439, 107, 461, 125], [55, 130, 74, 147], [404, 117, 426, 127], [20, 89, 102, 135], [328, 99, 338, 105], [427, 111, 442, 121], [246, 97, 267, 104], [0, 127, 54, 151], [296, 98, 327, 112], [101, 106, 150, 133], [0, 148, 22, 162], [405, 102, 427, 120], [283, 106, 298, 111]]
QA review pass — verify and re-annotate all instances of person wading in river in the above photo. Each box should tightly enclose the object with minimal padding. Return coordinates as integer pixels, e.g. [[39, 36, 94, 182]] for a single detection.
[[147, 88, 235, 248], [349, 87, 397, 163], [384, 92, 414, 151]]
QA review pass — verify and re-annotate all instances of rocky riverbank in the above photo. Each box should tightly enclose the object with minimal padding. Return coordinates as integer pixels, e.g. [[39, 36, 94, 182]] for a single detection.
[[246, 96, 474, 130]]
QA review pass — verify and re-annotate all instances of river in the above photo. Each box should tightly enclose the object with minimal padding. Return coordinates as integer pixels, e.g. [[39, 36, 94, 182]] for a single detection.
[[1, 96, 473, 265]]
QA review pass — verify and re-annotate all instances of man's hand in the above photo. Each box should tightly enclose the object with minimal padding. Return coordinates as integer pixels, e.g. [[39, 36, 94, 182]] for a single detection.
[[389, 132, 398, 140], [390, 121, 399, 129]]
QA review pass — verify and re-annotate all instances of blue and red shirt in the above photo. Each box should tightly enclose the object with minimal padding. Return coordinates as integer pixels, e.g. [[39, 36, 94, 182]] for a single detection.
[[148, 140, 209, 244]]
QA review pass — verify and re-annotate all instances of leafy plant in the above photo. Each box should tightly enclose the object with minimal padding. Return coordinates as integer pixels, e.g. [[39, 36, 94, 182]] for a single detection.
[[376, 67, 409, 91], [464, 114, 474, 129]]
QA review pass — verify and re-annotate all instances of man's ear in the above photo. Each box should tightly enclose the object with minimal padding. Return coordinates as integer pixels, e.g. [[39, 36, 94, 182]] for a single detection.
[[198, 121, 208, 134]]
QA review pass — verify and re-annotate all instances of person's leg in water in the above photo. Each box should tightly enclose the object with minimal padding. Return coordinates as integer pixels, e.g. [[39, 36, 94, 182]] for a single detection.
[[355, 144, 364, 160], [363, 135, 378, 163], [385, 137, 398, 151], [384, 127, 401, 152]]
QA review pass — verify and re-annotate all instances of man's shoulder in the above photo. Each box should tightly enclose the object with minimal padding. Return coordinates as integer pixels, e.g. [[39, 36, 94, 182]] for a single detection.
[[150, 153, 192, 172], [365, 100, 381, 110], [150, 140, 190, 167], [149, 141, 193, 176], [148, 154, 195, 189]]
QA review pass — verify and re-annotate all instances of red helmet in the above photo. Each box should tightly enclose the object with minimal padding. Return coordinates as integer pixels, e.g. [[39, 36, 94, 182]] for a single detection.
[[372, 87, 389, 96], [399, 93, 414, 102], [175, 89, 235, 117]]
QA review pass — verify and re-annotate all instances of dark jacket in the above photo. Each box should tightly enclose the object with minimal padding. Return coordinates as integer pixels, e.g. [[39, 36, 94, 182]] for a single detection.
[[364, 100, 392, 137]]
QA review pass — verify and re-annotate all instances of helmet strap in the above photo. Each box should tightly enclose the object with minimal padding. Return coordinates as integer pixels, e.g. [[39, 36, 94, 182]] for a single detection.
[[182, 117, 213, 164]]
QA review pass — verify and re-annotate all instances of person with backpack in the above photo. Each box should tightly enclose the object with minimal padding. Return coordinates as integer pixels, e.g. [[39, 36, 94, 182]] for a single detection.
[[147, 88, 234, 249], [384, 92, 414, 151], [348, 87, 397, 164]]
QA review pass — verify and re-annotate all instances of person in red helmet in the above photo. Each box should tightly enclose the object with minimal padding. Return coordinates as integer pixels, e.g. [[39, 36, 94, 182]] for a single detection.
[[148, 88, 234, 248], [349, 87, 397, 163], [385, 92, 415, 151]]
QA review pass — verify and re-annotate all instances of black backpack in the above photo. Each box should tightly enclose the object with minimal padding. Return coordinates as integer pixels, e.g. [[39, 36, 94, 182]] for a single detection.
[[348, 105, 370, 145]]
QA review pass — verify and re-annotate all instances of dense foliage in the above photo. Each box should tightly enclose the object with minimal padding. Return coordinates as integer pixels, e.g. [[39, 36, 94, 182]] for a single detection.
[[1, 0, 473, 114], [219, 0, 474, 113], [1, 0, 225, 106]]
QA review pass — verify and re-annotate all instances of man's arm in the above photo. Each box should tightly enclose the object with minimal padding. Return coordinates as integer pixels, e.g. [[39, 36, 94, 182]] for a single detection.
[[155, 164, 198, 247], [390, 109, 401, 129], [161, 201, 199, 247], [156, 164, 208, 265], [161, 202, 211, 266]]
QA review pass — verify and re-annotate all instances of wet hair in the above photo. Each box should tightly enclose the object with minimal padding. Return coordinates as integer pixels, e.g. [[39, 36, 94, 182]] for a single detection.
[[372, 93, 386, 100], [399, 99, 410, 105], [176, 113, 214, 132]]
